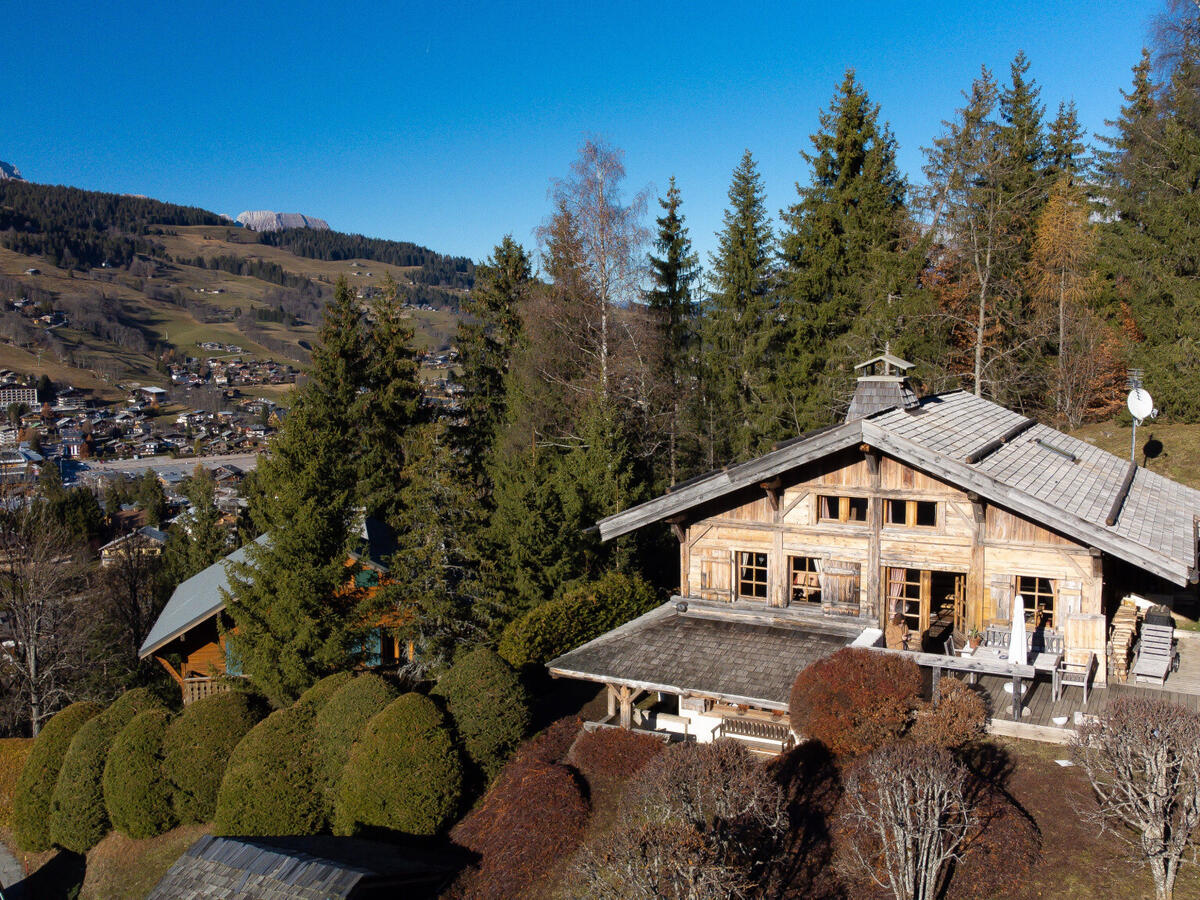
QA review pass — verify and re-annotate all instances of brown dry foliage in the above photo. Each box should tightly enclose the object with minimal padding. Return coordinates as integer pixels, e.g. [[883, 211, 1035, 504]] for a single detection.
[[909, 677, 988, 750], [790, 648, 922, 758], [568, 727, 664, 779], [448, 755, 590, 900], [515, 715, 582, 765]]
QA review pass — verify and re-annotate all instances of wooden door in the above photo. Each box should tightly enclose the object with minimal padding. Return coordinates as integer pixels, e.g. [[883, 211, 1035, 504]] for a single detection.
[[697, 549, 732, 603]]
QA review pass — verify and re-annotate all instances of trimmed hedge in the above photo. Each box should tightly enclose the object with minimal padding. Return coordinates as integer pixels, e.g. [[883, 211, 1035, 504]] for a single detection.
[[568, 726, 664, 779], [518, 716, 583, 766], [449, 755, 590, 899], [790, 648, 922, 757], [334, 693, 463, 837], [162, 690, 266, 824], [49, 688, 162, 852], [498, 571, 657, 668], [213, 705, 324, 837], [103, 709, 176, 839], [434, 648, 530, 781], [296, 671, 355, 713], [909, 677, 988, 749], [314, 674, 398, 816], [0, 738, 32, 832], [13, 702, 102, 851]]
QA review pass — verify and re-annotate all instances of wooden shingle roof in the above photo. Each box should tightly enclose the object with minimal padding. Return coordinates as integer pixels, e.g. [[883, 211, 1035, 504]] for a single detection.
[[597, 391, 1200, 586]]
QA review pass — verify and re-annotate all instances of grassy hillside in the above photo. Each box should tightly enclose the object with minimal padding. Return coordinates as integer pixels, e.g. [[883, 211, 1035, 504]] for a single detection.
[[0, 183, 468, 398], [1072, 421, 1200, 490]]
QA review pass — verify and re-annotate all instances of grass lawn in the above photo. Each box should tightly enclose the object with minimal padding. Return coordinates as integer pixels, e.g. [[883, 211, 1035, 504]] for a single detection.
[[78, 823, 210, 900], [1071, 421, 1200, 491]]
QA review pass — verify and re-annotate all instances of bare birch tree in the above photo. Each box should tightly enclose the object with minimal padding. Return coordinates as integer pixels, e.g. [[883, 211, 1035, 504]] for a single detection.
[[1072, 697, 1200, 900], [0, 504, 95, 735], [838, 742, 974, 900]]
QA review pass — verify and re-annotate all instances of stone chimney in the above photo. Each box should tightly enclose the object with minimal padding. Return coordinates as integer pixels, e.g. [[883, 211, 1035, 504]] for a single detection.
[[846, 346, 919, 422]]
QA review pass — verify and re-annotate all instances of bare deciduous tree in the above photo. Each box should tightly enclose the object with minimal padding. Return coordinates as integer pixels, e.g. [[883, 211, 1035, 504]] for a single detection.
[[1072, 697, 1200, 900], [838, 742, 974, 900], [0, 504, 95, 735]]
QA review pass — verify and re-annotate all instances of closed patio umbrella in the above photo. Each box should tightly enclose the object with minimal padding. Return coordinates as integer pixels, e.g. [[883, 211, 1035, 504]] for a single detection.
[[1008, 593, 1027, 666]]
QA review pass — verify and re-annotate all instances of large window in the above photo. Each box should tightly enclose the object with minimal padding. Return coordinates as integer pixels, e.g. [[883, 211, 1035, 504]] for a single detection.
[[789, 556, 822, 605], [889, 568, 924, 632], [818, 495, 868, 524], [1017, 576, 1056, 629], [885, 499, 938, 528], [737, 551, 768, 600]]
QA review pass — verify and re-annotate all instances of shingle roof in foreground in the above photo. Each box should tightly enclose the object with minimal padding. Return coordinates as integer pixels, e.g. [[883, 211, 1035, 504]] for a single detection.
[[548, 602, 858, 710], [147, 834, 459, 900]]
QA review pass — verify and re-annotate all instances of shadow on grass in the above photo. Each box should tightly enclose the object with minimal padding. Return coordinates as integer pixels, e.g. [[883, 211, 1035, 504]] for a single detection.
[[6, 849, 85, 900]]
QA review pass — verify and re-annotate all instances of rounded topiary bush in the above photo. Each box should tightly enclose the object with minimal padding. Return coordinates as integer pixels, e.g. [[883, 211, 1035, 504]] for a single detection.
[[213, 705, 324, 837], [103, 708, 176, 839], [49, 688, 162, 852], [314, 674, 398, 814], [790, 648, 922, 757], [13, 702, 103, 851], [296, 671, 355, 713], [568, 726, 664, 779], [498, 571, 657, 668], [434, 648, 530, 782], [909, 676, 988, 749], [162, 690, 266, 824], [334, 693, 463, 837]]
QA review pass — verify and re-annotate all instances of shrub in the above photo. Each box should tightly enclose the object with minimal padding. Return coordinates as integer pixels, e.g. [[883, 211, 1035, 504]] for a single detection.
[[789, 648, 922, 757], [498, 571, 657, 668], [434, 648, 531, 781], [213, 704, 324, 836], [909, 677, 988, 749], [13, 702, 102, 851], [334, 693, 463, 837], [295, 671, 355, 713], [314, 674, 398, 815], [568, 727, 664, 779], [450, 756, 590, 899], [162, 690, 266, 824], [0, 738, 33, 832], [103, 709, 176, 839], [49, 688, 162, 852]]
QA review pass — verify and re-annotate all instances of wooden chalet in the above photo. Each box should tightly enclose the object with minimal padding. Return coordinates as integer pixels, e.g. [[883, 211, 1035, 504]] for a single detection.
[[139, 519, 402, 705], [549, 354, 1200, 751]]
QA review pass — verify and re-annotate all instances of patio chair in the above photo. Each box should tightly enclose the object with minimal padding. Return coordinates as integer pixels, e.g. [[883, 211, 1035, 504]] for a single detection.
[[1130, 623, 1178, 685], [1053, 650, 1096, 704], [944, 635, 957, 657]]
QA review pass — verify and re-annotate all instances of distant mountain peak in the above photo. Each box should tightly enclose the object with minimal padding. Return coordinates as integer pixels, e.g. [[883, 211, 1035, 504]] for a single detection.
[[236, 210, 330, 232], [0, 161, 24, 181]]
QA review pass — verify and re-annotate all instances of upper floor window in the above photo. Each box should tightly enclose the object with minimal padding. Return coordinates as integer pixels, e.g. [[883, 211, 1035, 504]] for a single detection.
[[885, 499, 938, 528], [818, 495, 868, 524], [1017, 576, 1056, 629], [789, 556, 822, 605], [737, 551, 768, 600]]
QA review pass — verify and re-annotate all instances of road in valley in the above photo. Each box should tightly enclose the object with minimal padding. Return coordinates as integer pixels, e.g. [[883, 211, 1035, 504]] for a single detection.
[[77, 451, 262, 481]]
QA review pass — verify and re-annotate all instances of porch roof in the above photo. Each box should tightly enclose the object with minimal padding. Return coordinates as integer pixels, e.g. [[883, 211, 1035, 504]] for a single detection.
[[547, 602, 859, 711]]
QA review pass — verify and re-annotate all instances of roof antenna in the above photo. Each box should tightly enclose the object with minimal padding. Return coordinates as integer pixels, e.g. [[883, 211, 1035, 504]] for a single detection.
[[1126, 369, 1157, 465]]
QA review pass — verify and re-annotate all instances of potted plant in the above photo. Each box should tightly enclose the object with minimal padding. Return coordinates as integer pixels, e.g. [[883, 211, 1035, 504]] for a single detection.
[[967, 628, 983, 650]]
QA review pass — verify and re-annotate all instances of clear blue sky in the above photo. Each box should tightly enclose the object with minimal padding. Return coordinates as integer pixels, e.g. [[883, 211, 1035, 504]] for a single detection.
[[3, 1, 1156, 266]]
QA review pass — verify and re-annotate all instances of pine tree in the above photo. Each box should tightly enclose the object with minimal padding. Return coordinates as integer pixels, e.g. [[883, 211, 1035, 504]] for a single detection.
[[998, 51, 1047, 207], [778, 71, 914, 428], [700, 150, 778, 465], [225, 279, 370, 706], [162, 468, 226, 584], [1046, 101, 1088, 181], [646, 177, 699, 484]]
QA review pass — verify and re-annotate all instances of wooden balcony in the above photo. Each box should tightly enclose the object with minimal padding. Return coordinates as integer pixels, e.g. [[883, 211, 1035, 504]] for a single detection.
[[182, 676, 234, 706]]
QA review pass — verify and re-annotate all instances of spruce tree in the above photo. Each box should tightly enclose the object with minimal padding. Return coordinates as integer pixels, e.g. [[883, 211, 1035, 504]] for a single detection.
[[998, 51, 1047, 206], [1046, 100, 1088, 180], [225, 278, 370, 706], [646, 177, 699, 484], [700, 150, 778, 465], [778, 71, 913, 428], [162, 467, 226, 584]]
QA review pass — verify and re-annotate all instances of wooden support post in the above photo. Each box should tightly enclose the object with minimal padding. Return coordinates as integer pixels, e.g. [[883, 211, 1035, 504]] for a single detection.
[[607, 684, 617, 720], [865, 447, 882, 624], [760, 478, 782, 514], [1011, 675, 1021, 720], [155, 655, 185, 687], [968, 494, 987, 632], [617, 686, 634, 730], [932, 665, 942, 705], [668, 516, 688, 596]]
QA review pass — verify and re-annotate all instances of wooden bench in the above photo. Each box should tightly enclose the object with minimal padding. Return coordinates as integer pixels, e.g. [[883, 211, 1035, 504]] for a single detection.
[[717, 716, 795, 753]]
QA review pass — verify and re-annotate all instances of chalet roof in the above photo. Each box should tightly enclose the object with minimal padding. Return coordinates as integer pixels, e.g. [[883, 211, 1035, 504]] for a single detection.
[[597, 391, 1200, 586], [854, 351, 913, 371], [548, 602, 858, 710], [147, 834, 459, 900], [138, 535, 269, 658]]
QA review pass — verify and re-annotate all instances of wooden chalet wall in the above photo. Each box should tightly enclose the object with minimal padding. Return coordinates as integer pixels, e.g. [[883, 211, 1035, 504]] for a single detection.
[[679, 446, 1102, 635]]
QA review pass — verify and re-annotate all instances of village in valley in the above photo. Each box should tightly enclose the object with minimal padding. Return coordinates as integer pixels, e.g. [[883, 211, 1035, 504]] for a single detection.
[[1, 2, 1200, 899]]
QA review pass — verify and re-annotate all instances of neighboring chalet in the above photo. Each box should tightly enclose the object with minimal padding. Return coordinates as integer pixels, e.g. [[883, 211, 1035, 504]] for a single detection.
[[550, 354, 1200, 750], [139, 519, 399, 705], [99, 525, 168, 566]]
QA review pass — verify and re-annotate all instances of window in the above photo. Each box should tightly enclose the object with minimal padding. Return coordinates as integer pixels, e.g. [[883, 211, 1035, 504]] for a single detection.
[[737, 551, 768, 599], [885, 499, 938, 528], [818, 495, 868, 524], [789, 556, 822, 605], [892, 568, 924, 632], [1017, 576, 1056, 629]]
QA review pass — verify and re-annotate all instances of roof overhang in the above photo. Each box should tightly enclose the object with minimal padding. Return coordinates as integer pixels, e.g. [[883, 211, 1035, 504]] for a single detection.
[[138, 603, 224, 659]]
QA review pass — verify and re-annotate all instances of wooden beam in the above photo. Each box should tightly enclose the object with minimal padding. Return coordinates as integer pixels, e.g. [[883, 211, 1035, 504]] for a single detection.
[[963, 418, 1037, 464], [1105, 461, 1137, 526], [760, 478, 781, 512], [667, 517, 687, 543], [155, 655, 185, 687]]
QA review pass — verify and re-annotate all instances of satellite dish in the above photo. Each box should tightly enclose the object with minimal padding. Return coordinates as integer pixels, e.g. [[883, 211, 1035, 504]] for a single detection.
[[1127, 387, 1154, 422]]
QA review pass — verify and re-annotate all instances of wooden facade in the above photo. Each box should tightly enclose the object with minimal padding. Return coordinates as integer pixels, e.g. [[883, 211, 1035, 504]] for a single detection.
[[676, 445, 1110, 679]]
